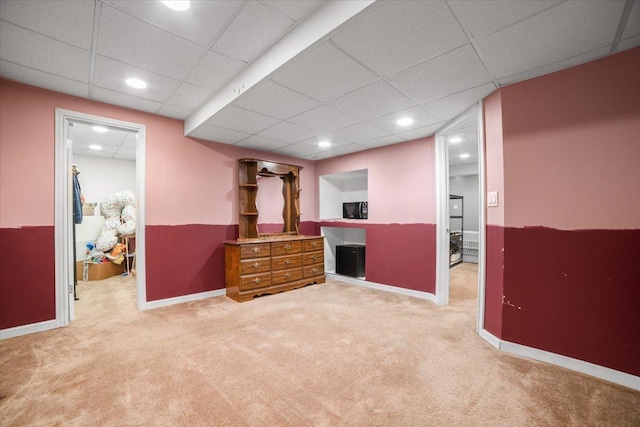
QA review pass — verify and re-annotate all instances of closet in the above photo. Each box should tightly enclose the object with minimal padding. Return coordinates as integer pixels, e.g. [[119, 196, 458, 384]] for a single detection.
[[449, 194, 463, 267]]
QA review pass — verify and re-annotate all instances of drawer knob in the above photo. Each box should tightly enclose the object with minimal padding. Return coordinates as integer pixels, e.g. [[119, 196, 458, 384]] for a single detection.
[[311, 254, 317, 260], [284, 244, 292, 250], [312, 267, 318, 273], [252, 246, 261, 254], [310, 242, 317, 247], [285, 258, 292, 265], [253, 262, 261, 269], [284, 272, 292, 279], [253, 277, 261, 284]]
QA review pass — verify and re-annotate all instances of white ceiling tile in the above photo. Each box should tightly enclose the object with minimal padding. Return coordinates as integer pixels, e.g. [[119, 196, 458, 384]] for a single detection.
[[287, 105, 359, 132], [0, 60, 88, 98], [622, 0, 640, 39], [157, 104, 193, 120], [326, 123, 389, 146], [328, 80, 416, 121], [618, 35, 640, 52], [0, 0, 95, 49], [358, 135, 408, 149], [105, 0, 244, 45], [74, 148, 115, 159], [166, 82, 211, 110], [271, 143, 320, 158], [448, 0, 563, 39], [497, 46, 611, 86], [271, 42, 379, 102], [476, 1, 624, 79], [185, 50, 246, 92], [204, 106, 279, 134], [0, 21, 90, 82], [387, 44, 493, 103], [91, 87, 162, 114], [234, 135, 289, 151], [212, 1, 293, 62], [318, 143, 369, 158], [233, 80, 320, 119], [97, 4, 206, 80], [397, 122, 445, 141], [189, 123, 251, 144], [331, 1, 468, 76], [261, 0, 322, 21], [114, 147, 137, 160], [121, 134, 138, 149], [73, 139, 119, 153], [368, 105, 440, 134], [258, 121, 317, 144], [423, 83, 497, 121], [92, 55, 181, 103]]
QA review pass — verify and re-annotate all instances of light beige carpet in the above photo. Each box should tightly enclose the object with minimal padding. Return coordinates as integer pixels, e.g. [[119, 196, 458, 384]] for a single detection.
[[1, 264, 639, 426]]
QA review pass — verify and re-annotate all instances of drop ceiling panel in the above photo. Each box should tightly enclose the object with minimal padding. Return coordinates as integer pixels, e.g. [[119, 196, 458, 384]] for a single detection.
[[166, 82, 212, 110], [0, 0, 95, 50], [74, 148, 116, 159], [97, 4, 206, 80], [91, 86, 162, 114], [325, 123, 389, 146], [204, 106, 279, 134], [211, 1, 293, 62], [113, 147, 136, 160], [157, 104, 192, 120], [423, 83, 496, 121], [185, 50, 246, 92], [328, 80, 416, 121], [271, 144, 320, 158], [0, 21, 90, 82], [257, 121, 317, 144], [448, 0, 563, 39], [105, 0, 243, 46], [622, 0, 640, 39], [270, 42, 379, 102], [397, 122, 445, 141], [476, 0, 624, 79], [358, 135, 407, 149], [92, 55, 181, 103], [368, 105, 440, 134], [287, 105, 359, 132], [121, 134, 137, 149], [261, 0, 322, 21], [0, 60, 88, 98], [388, 44, 492, 103], [233, 135, 288, 151], [618, 35, 640, 52], [232, 80, 320, 120], [331, 1, 468, 76], [189, 123, 250, 144]]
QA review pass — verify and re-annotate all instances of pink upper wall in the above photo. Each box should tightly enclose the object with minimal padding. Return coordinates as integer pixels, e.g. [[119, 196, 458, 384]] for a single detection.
[[484, 90, 505, 227], [0, 78, 316, 228], [315, 137, 436, 224], [500, 47, 640, 230]]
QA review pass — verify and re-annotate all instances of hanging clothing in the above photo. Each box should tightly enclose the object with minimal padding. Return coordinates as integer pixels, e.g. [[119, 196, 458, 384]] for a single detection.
[[73, 173, 84, 224]]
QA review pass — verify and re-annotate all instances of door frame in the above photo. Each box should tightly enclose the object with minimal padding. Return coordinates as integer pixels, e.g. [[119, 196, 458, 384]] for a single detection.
[[434, 102, 487, 332], [54, 109, 147, 327]]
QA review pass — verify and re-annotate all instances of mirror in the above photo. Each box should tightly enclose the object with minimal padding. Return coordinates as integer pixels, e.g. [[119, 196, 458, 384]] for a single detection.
[[256, 175, 285, 234]]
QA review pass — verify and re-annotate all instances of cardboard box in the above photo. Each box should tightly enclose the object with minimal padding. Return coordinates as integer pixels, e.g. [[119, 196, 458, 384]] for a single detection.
[[76, 260, 125, 281]]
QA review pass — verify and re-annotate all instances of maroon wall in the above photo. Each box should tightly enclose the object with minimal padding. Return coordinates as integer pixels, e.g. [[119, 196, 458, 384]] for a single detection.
[[484, 225, 504, 338]]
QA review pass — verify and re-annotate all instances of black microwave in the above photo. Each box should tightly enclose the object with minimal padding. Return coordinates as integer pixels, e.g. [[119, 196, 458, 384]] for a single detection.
[[343, 202, 368, 219]]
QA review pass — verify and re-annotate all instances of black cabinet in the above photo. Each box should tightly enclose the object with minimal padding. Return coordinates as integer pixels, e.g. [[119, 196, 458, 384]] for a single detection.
[[336, 245, 365, 277]]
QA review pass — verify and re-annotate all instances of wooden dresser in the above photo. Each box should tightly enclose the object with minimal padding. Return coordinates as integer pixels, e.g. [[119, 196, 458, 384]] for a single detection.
[[225, 236, 325, 302]]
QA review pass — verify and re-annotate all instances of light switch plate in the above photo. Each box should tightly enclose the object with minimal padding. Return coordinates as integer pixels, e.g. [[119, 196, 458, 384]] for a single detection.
[[488, 191, 499, 207]]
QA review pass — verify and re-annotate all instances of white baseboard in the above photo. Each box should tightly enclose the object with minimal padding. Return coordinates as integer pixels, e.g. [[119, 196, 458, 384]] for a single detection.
[[479, 328, 640, 391], [145, 288, 226, 310], [326, 273, 438, 304], [0, 319, 57, 340]]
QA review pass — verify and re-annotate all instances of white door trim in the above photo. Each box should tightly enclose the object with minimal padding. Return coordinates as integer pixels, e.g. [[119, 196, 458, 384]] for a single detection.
[[476, 100, 487, 333], [54, 109, 147, 328]]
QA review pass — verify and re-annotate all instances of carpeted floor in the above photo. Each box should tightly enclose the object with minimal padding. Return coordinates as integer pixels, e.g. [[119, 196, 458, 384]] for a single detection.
[[1, 263, 639, 426]]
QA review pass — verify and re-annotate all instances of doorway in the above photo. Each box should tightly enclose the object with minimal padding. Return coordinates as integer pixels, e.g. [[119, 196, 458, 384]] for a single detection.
[[434, 103, 486, 332], [54, 109, 147, 327]]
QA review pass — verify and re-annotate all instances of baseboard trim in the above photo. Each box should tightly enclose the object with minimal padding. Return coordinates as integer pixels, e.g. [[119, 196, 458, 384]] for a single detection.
[[478, 329, 640, 391], [0, 319, 57, 340], [145, 289, 226, 310], [326, 273, 438, 304]]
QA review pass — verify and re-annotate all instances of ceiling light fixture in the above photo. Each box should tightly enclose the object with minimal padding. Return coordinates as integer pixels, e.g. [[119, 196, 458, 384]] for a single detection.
[[449, 136, 462, 143], [162, 0, 190, 11], [92, 126, 108, 133], [459, 153, 470, 159], [125, 78, 147, 89], [89, 144, 103, 151], [397, 117, 413, 126], [318, 141, 331, 148]]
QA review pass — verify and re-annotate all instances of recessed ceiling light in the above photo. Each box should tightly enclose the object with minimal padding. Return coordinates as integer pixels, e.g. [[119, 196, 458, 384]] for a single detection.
[[397, 117, 413, 126], [318, 141, 331, 148], [92, 126, 108, 133], [449, 136, 462, 143], [89, 144, 102, 151], [125, 78, 147, 89], [162, 0, 190, 11], [459, 153, 470, 159]]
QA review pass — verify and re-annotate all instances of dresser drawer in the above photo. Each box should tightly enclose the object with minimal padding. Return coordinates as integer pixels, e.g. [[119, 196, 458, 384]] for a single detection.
[[240, 273, 271, 291], [240, 258, 271, 275], [302, 250, 324, 266], [303, 264, 323, 279], [272, 268, 302, 285], [271, 240, 302, 256], [239, 243, 271, 259], [303, 238, 323, 252], [272, 254, 302, 271]]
